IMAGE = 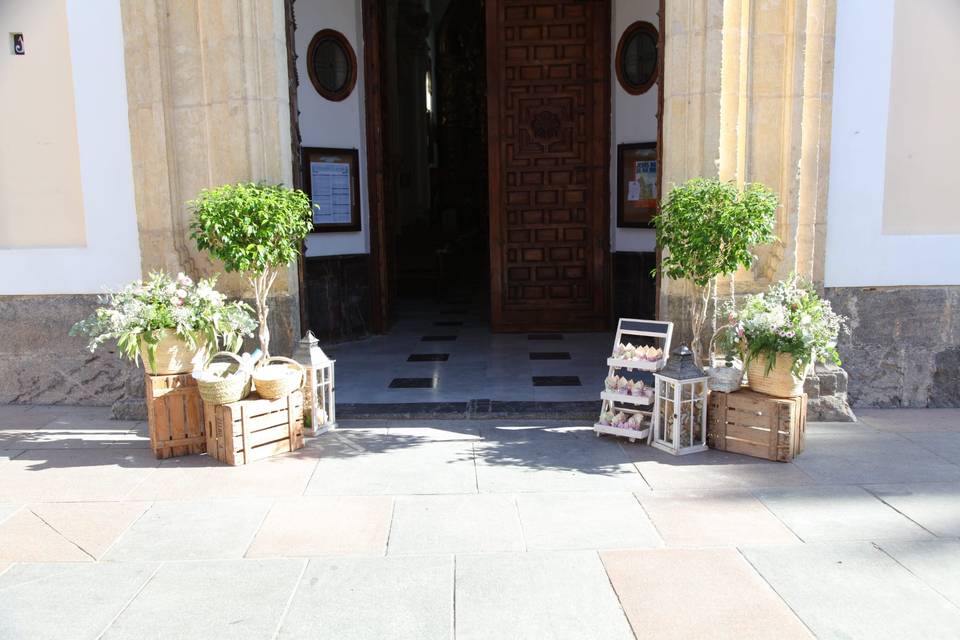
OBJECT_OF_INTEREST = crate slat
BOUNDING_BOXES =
[205,391,304,466]
[707,389,805,462]
[145,373,206,459]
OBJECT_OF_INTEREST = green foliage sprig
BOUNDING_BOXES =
[654,178,779,286]
[189,183,312,358]
[69,272,256,371]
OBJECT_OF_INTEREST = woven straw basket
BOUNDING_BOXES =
[746,353,806,397]
[253,357,305,401]
[196,351,252,405]
[140,329,205,375]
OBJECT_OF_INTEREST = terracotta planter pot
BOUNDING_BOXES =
[139,329,206,375]
[746,353,806,397]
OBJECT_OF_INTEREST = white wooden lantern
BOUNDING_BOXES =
[291,331,337,435]
[651,345,709,455]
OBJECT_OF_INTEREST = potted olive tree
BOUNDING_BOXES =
[654,178,779,365]
[189,182,313,359]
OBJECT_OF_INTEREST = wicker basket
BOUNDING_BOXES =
[746,353,806,397]
[707,327,744,393]
[140,329,205,375]
[253,357,305,401]
[195,351,252,405]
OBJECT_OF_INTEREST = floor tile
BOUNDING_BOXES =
[517,492,662,550]
[793,431,960,484]
[0,503,20,525]
[532,375,581,386]
[900,431,960,464]
[858,409,960,433]
[528,352,571,360]
[621,443,815,491]
[474,427,647,493]
[0,509,93,562]
[742,541,960,639]
[389,494,523,554]
[389,377,437,389]
[104,499,271,561]
[0,562,158,640]
[247,496,393,557]
[527,333,563,340]
[407,353,450,362]
[421,335,457,342]
[755,485,933,542]
[304,435,476,495]
[878,539,960,607]
[456,551,634,640]
[102,559,305,640]
[0,449,159,502]
[278,556,453,639]
[636,490,800,547]
[867,482,960,536]
[602,548,812,640]
[29,501,151,559]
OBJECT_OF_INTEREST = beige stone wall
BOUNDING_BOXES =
[660,0,836,336]
[120,0,296,299]
[0,0,86,248]
[881,0,960,236]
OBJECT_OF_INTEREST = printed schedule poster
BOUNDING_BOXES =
[310,161,352,225]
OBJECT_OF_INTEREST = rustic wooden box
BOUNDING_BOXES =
[204,391,304,466]
[145,373,206,459]
[707,389,806,462]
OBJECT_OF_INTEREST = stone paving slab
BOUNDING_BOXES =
[304,434,477,495]
[899,431,960,465]
[247,496,393,558]
[0,503,20,524]
[635,490,801,547]
[877,539,960,608]
[104,499,271,562]
[867,482,960,537]
[754,485,934,542]
[474,427,648,493]
[102,559,306,640]
[389,494,524,555]
[601,548,813,639]
[792,431,960,485]
[0,449,159,502]
[30,501,150,559]
[278,555,453,639]
[516,492,663,551]
[741,541,960,639]
[128,452,319,500]
[0,562,158,640]
[858,409,960,433]
[620,443,817,490]
[455,551,634,640]
[0,509,93,562]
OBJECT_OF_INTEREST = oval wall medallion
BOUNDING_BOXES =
[307,29,357,102]
[616,21,659,95]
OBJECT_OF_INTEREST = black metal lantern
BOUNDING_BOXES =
[652,345,709,455]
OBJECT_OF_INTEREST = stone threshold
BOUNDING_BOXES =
[338,400,599,420]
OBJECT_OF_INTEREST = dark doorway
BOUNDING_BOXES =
[374,0,489,320]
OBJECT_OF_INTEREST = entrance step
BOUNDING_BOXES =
[338,400,598,421]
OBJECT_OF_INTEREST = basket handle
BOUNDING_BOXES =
[257,356,306,387]
[708,325,744,366]
[205,350,245,368]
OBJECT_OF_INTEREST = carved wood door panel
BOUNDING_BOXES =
[486,0,610,332]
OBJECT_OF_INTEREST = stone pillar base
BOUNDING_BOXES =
[805,363,857,422]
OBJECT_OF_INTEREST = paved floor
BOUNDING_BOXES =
[1,404,959,639]
[326,297,614,404]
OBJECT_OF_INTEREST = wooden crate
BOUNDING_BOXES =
[145,373,206,459]
[707,389,806,462]
[205,391,304,466]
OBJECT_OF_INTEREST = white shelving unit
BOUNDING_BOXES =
[594,318,674,443]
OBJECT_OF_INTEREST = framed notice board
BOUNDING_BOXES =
[301,147,361,233]
[617,142,658,228]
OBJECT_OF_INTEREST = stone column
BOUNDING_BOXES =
[660,0,837,324]
[120,0,298,353]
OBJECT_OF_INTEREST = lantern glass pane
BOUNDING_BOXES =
[692,397,704,443]
[683,382,693,401]
[661,398,673,444]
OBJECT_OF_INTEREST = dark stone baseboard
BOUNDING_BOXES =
[303,254,372,343]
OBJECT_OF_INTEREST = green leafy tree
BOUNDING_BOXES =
[189,183,312,358]
[653,178,779,364]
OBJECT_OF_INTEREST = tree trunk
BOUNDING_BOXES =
[689,281,712,367]
[249,270,277,360]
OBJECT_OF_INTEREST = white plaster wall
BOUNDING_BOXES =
[610,0,660,254]
[297,0,370,257]
[824,0,960,287]
[0,0,142,294]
